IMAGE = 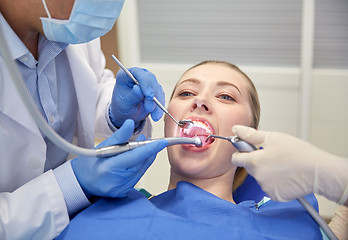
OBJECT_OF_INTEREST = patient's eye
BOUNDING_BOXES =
[218,94,235,102]
[178,90,195,97]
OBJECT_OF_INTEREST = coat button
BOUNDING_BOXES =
[49,114,55,123]
[28,158,41,170]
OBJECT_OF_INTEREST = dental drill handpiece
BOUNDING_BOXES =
[206,135,257,152]
[229,136,258,152]
[95,137,202,158]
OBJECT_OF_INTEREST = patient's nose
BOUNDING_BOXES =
[191,99,209,112]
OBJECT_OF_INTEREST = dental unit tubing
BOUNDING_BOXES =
[95,137,202,158]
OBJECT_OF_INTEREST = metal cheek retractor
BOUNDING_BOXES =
[111,55,193,129]
[205,135,257,152]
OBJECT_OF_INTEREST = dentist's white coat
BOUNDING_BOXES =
[0,39,151,239]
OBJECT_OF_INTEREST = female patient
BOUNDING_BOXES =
[58,61,322,239]
[164,60,259,200]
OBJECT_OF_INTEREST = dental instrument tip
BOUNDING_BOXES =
[193,137,203,147]
[178,120,194,129]
[205,134,226,142]
[205,135,258,152]
[205,135,213,142]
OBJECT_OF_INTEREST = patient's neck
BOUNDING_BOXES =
[168,170,236,203]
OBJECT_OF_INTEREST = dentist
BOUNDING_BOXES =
[0,0,166,239]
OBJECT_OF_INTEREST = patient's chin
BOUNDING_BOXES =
[170,157,212,179]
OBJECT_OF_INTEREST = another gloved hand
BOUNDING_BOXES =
[71,119,167,198]
[329,205,348,239]
[110,67,165,128]
[231,125,348,204]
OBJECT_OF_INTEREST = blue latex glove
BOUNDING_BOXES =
[110,67,165,128]
[71,119,167,198]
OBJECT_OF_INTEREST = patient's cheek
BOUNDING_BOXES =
[164,120,177,137]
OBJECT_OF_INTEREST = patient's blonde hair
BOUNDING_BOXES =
[171,60,261,191]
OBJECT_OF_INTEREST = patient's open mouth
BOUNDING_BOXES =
[179,118,215,148]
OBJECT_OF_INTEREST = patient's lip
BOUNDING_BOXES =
[179,116,215,151]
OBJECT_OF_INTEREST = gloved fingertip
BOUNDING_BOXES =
[156,86,165,106]
[145,87,155,99]
[231,153,245,167]
[232,125,265,145]
[155,142,168,154]
[160,139,169,148]
[113,192,128,198]
[136,134,146,141]
[123,119,135,128]
[144,99,156,113]
[231,125,240,134]
[150,139,168,153]
[103,119,134,145]
[151,108,164,122]
[132,85,143,97]
[232,125,253,135]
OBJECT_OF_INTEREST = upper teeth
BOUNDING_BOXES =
[183,120,212,135]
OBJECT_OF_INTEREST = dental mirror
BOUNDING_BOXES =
[178,120,194,129]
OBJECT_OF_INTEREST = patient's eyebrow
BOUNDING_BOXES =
[177,79,242,96]
[177,78,200,86]
[217,81,242,96]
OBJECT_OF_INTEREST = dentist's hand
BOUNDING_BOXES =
[71,119,167,198]
[231,125,348,205]
[110,67,165,128]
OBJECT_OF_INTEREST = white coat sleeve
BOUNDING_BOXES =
[0,170,69,240]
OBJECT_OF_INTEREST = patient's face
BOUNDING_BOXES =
[165,63,253,180]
